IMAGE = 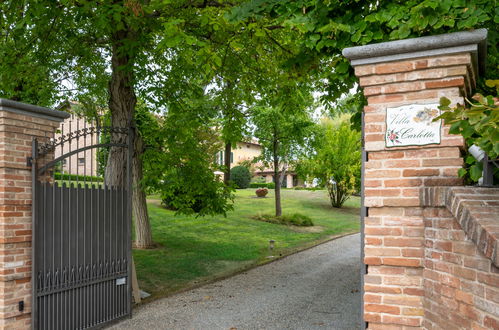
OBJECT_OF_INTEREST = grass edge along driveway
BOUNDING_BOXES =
[133,189,360,301]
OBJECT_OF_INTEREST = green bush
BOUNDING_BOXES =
[249,182,268,188]
[230,165,251,189]
[161,188,206,213]
[438,83,499,183]
[267,182,275,189]
[293,186,322,191]
[253,213,314,227]
[251,176,266,184]
[54,172,104,182]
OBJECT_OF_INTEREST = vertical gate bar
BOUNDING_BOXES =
[96,184,100,325]
[54,183,58,330]
[90,184,94,327]
[76,118,80,329]
[102,185,109,320]
[109,183,113,321]
[60,168,64,330]
[120,185,125,315]
[114,185,118,318]
[108,185,112,321]
[43,181,47,323]
[53,184,57,330]
[127,128,134,316]
[83,120,87,328]
[31,138,38,330]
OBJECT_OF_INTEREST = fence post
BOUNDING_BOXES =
[0,99,68,329]
[343,29,487,329]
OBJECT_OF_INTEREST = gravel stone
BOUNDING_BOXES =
[110,233,361,330]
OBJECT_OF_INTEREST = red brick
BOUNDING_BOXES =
[385,160,420,168]
[403,288,424,296]
[382,315,421,326]
[365,257,382,265]
[365,227,402,236]
[365,284,402,294]
[384,179,422,187]
[364,312,381,323]
[383,198,420,207]
[383,258,421,267]
[369,151,404,160]
[368,94,405,104]
[384,237,423,247]
[366,247,401,257]
[365,237,382,246]
[375,61,414,74]
[403,168,439,177]
[402,248,424,258]
[365,189,401,197]
[383,295,422,307]
[484,316,499,329]
[477,272,499,287]
[425,77,464,89]
[365,303,400,315]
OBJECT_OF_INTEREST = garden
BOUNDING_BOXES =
[133,188,360,299]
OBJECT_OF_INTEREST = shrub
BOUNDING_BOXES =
[230,165,251,189]
[249,182,268,188]
[251,176,266,184]
[255,188,268,197]
[54,172,104,182]
[438,86,499,183]
[293,186,322,191]
[253,213,313,226]
[267,182,275,189]
[297,119,361,208]
[161,189,205,213]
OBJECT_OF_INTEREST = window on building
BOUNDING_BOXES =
[62,159,67,166]
[78,157,85,165]
[230,152,234,163]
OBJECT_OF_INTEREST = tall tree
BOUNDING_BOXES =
[252,83,314,216]
[230,0,498,122]
[298,117,361,208]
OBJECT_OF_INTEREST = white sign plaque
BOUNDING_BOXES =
[385,103,441,147]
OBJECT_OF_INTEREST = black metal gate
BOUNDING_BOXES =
[31,121,133,329]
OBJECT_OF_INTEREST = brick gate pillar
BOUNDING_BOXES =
[0,99,68,328]
[343,29,487,329]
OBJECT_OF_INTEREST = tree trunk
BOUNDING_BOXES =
[132,131,153,248]
[105,30,135,186]
[223,141,232,185]
[273,140,282,217]
[279,163,287,188]
[105,28,153,248]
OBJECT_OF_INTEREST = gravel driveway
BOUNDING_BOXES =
[110,233,361,330]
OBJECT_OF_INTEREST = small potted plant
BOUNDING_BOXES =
[256,188,268,197]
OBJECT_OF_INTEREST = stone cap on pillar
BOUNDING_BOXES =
[0,98,70,122]
[342,29,487,76]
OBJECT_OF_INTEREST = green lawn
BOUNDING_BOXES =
[134,189,360,299]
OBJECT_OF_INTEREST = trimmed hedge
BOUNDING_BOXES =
[54,172,104,182]
[293,186,322,191]
[253,213,314,227]
[249,182,275,189]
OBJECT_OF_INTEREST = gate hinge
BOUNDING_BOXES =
[26,157,33,167]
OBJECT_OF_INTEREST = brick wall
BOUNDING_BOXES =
[343,30,497,329]
[359,52,470,329]
[422,187,499,330]
[0,100,67,329]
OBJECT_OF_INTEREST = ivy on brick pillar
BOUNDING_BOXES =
[343,29,487,329]
[0,99,68,329]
